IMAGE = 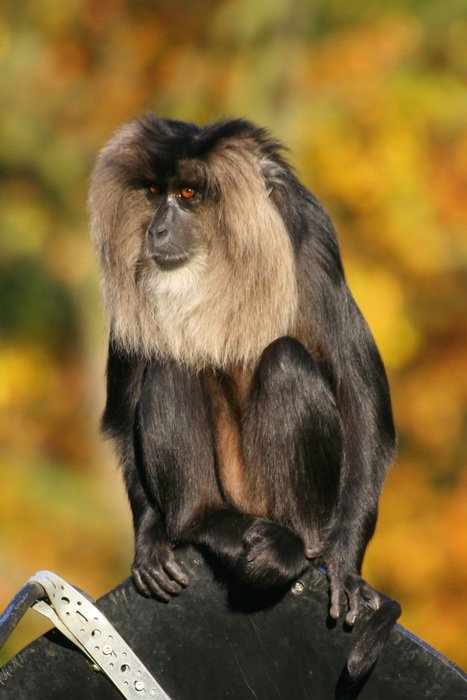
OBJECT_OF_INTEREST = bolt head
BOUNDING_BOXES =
[292,580,305,595]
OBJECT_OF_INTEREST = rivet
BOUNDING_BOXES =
[292,580,305,595]
[134,680,145,691]
[102,645,112,655]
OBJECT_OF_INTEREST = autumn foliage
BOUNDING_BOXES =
[0,0,465,668]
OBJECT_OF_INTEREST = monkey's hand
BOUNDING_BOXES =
[132,539,189,603]
[237,519,310,590]
[326,560,402,684]
[326,563,382,626]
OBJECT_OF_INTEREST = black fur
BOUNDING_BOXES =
[97,115,400,684]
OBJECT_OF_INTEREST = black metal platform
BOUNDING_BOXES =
[0,547,465,699]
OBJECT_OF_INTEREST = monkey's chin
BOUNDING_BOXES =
[152,253,190,271]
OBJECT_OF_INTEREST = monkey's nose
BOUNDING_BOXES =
[146,225,174,260]
[148,225,169,241]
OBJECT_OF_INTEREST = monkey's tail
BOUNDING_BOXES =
[340,595,401,693]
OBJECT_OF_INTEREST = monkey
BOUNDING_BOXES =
[88,114,401,686]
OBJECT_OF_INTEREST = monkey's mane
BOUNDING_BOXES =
[89,115,298,370]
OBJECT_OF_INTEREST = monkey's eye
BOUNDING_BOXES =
[179,186,197,200]
[147,184,161,196]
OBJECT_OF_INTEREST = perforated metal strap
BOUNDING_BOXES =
[29,571,171,700]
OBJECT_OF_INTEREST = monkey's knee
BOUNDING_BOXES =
[256,336,333,401]
[257,336,315,382]
[260,336,310,367]
[251,335,342,464]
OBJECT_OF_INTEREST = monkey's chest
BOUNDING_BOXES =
[206,369,267,516]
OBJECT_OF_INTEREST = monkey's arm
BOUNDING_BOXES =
[295,219,396,622]
[127,473,189,601]
[321,292,396,624]
[102,344,188,601]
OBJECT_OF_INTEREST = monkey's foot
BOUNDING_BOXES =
[328,572,382,626]
[236,519,309,590]
[132,545,189,603]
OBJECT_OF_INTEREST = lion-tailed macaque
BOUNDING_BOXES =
[89,115,401,686]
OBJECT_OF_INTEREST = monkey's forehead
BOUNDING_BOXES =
[135,113,276,159]
[93,113,291,193]
[151,158,207,186]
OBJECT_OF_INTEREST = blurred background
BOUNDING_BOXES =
[0,0,466,669]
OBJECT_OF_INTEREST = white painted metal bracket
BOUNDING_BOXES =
[29,571,171,700]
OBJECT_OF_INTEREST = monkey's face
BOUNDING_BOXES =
[138,148,222,275]
[144,181,204,271]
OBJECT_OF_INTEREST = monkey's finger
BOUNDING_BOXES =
[150,567,184,596]
[344,584,361,626]
[329,581,342,620]
[304,545,321,559]
[163,559,189,587]
[359,581,381,611]
[132,567,156,598]
[139,569,174,602]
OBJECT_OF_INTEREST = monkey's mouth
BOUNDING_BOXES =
[152,253,191,271]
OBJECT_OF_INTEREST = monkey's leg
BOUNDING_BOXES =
[136,361,224,598]
[102,348,188,601]
[128,474,190,602]
[240,336,344,589]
